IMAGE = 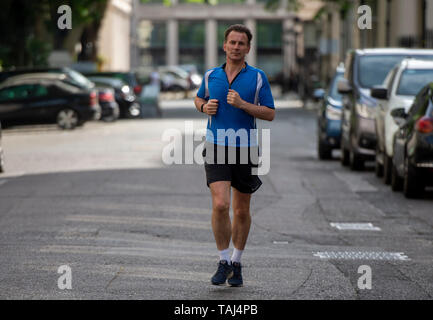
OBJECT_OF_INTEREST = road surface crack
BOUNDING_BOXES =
[105,266,124,290]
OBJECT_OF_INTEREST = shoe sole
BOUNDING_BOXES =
[211,271,233,286]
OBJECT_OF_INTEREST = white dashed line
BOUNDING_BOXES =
[313,251,410,261]
[330,222,381,231]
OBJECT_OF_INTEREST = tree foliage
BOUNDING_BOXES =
[0,0,108,68]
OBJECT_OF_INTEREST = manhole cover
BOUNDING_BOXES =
[313,251,410,261]
[330,223,381,231]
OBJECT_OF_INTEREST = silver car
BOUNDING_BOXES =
[371,58,433,184]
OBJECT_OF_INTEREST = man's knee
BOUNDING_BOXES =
[233,208,250,220]
[213,198,230,213]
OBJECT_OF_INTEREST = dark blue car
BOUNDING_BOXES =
[316,65,345,160]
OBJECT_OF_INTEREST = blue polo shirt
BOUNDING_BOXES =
[197,62,274,147]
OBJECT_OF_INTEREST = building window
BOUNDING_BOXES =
[257,20,283,82]
[179,21,205,73]
[138,20,167,67]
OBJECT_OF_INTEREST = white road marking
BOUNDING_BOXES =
[313,251,410,261]
[330,223,381,231]
[0,179,8,186]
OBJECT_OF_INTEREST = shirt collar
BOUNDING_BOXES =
[221,61,248,73]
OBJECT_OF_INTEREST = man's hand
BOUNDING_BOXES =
[227,89,244,109]
[204,99,219,115]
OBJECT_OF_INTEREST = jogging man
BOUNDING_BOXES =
[194,24,275,287]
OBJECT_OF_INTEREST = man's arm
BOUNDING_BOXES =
[227,89,275,121]
[194,96,219,115]
[194,96,207,112]
[239,101,275,121]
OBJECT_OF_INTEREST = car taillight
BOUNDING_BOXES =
[99,92,114,102]
[133,85,142,95]
[415,117,433,134]
[89,91,98,107]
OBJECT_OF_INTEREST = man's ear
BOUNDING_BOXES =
[223,41,227,52]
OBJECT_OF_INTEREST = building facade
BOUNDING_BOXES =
[97,0,132,71]
[130,0,305,83]
[315,0,433,84]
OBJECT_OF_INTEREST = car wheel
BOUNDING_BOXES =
[390,162,403,191]
[403,157,423,198]
[318,137,332,160]
[349,149,364,171]
[341,146,350,166]
[128,103,141,118]
[375,146,384,178]
[102,107,120,122]
[57,109,79,130]
[383,154,392,185]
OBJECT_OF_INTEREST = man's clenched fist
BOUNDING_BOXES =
[204,99,219,115]
[227,89,244,109]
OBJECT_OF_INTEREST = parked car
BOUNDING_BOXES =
[390,83,433,198]
[158,66,190,92]
[178,64,202,89]
[338,48,433,170]
[83,71,142,96]
[0,67,95,90]
[0,121,4,173]
[94,86,119,122]
[86,76,141,118]
[83,71,150,117]
[316,64,345,159]
[371,59,433,183]
[0,73,100,129]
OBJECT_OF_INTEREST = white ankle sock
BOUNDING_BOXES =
[231,248,243,263]
[219,248,231,264]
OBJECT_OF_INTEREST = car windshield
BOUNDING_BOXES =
[397,69,433,96]
[358,55,433,88]
[67,69,94,89]
[329,72,344,100]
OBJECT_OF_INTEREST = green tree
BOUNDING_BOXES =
[0,0,108,68]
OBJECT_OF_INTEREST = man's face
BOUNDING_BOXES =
[223,31,250,62]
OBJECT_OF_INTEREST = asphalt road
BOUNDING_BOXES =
[0,97,432,300]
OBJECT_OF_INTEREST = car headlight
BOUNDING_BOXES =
[121,85,130,94]
[326,104,342,120]
[356,103,375,119]
[191,74,202,86]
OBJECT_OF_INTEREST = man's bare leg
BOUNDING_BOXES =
[210,181,232,250]
[231,187,252,251]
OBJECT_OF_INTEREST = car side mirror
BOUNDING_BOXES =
[370,86,388,100]
[337,78,352,94]
[313,88,325,101]
[391,108,407,126]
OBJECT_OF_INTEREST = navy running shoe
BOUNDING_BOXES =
[228,261,243,287]
[211,260,233,285]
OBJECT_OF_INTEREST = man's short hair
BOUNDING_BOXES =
[224,24,252,45]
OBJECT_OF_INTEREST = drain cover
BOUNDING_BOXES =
[330,223,381,231]
[313,251,410,261]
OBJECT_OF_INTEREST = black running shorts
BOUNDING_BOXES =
[202,142,262,194]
